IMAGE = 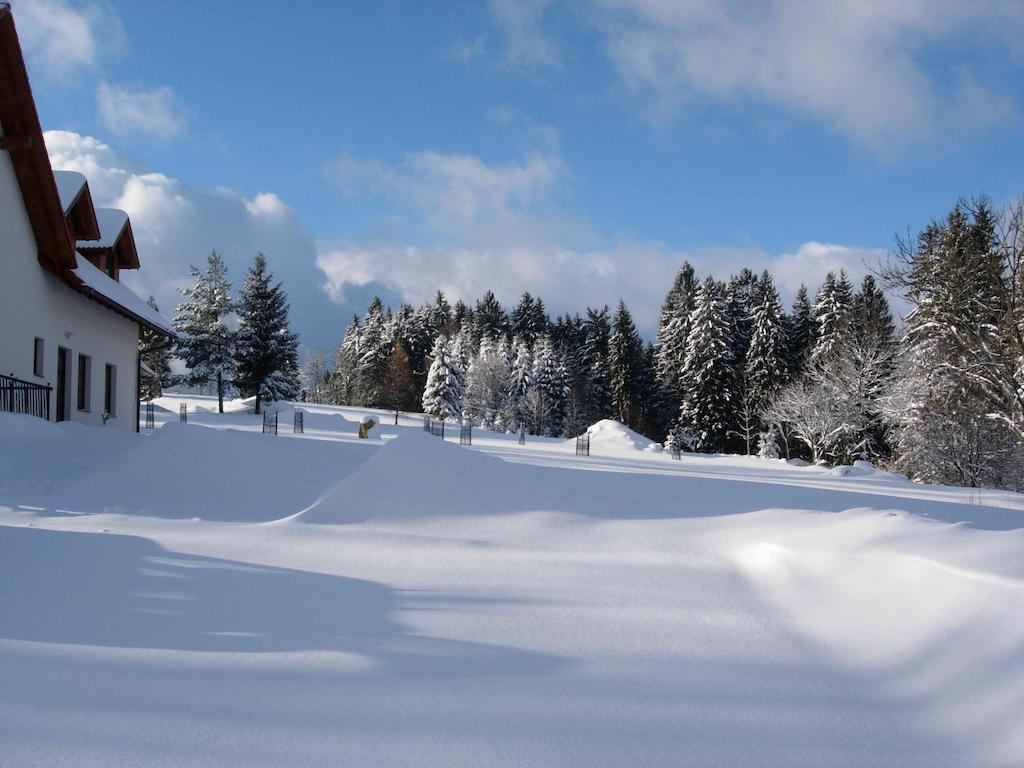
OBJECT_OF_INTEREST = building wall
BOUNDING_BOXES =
[0,148,140,431]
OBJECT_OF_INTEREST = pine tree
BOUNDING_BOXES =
[174,251,235,413]
[609,301,643,429]
[510,292,549,348]
[745,275,787,423]
[785,285,816,376]
[811,270,853,365]
[234,253,300,414]
[528,334,568,436]
[582,306,613,424]
[330,315,361,405]
[474,290,509,342]
[678,277,735,452]
[421,336,464,420]
[656,262,697,428]
[140,296,173,401]
[507,336,533,431]
[355,297,390,407]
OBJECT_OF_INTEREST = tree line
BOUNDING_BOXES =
[311,197,1023,490]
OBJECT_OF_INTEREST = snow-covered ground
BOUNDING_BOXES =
[2,395,1023,767]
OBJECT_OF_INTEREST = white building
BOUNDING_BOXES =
[0,4,173,431]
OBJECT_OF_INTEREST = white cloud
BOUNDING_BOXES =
[320,147,888,333]
[96,81,188,141]
[44,130,347,352]
[487,0,561,68]
[484,0,1024,149]
[11,0,121,81]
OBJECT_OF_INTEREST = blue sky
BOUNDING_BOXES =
[14,0,1024,348]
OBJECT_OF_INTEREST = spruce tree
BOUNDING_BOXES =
[609,301,643,428]
[745,276,787,421]
[474,290,509,342]
[421,336,464,420]
[678,277,735,452]
[511,292,549,348]
[174,251,236,413]
[140,296,173,401]
[529,334,568,436]
[507,336,533,431]
[811,270,854,365]
[656,262,697,423]
[234,253,300,414]
[582,306,613,423]
[785,285,816,376]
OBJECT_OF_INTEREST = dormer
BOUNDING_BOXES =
[54,170,100,242]
[76,208,139,282]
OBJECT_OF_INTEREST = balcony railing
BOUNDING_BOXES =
[0,373,52,421]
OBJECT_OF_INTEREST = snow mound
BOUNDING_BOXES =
[299,430,516,524]
[582,419,660,453]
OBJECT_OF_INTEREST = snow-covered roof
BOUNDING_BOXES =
[53,170,87,215]
[71,256,175,335]
[83,208,129,249]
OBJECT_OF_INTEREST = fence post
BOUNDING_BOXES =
[423,416,430,432]
[179,403,187,423]
[146,402,155,429]
[460,422,472,446]
[294,410,304,434]
[576,433,590,457]
[518,426,525,445]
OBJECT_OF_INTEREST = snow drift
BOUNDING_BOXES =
[581,419,662,453]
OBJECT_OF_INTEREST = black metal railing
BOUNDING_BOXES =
[179,403,187,423]
[145,401,155,429]
[576,433,590,457]
[263,410,278,435]
[669,444,681,460]
[460,422,472,446]
[423,415,430,432]
[0,373,51,421]
[423,417,446,439]
[518,426,525,445]
[294,411,304,434]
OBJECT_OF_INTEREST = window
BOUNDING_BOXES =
[104,364,116,417]
[33,338,44,377]
[77,354,91,411]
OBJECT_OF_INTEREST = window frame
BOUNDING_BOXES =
[77,353,91,412]
[104,364,116,417]
[33,337,44,378]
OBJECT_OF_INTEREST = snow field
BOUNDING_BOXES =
[1,395,1023,767]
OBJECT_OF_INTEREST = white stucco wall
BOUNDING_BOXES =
[0,148,140,430]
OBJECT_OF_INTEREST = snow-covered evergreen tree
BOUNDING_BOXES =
[811,270,853,365]
[745,275,787,421]
[527,334,568,436]
[656,262,697,426]
[510,292,549,348]
[175,251,236,413]
[506,336,533,431]
[421,336,464,420]
[678,277,735,452]
[785,285,816,376]
[582,306,614,424]
[140,296,173,401]
[233,253,300,414]
[609,301,643,428]
[474,290,509,342]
